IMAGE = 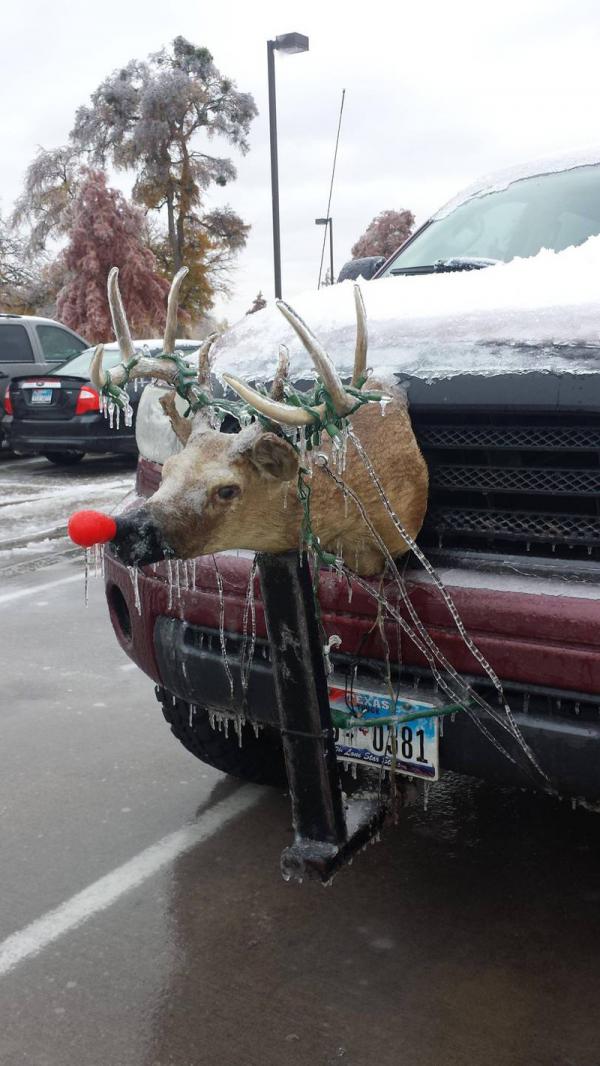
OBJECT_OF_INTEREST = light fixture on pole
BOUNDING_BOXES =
[267,32,309,299]
[315,217,334,287]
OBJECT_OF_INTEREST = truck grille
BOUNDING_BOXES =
[413,413,600,560]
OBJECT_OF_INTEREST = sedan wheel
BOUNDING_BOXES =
[43,451,85,466]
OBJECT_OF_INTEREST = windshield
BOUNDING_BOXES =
[54,343,200,378]
[380,164,600,274]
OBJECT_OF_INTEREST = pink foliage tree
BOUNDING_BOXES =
[351,209,415,260]
[57,171,170,342]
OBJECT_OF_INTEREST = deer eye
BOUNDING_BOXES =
[216,484,241,501]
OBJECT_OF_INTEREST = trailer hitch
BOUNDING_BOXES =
[257,551,387,883]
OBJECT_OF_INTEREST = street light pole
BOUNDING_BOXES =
[315,217,334,287]
[267,32,309,300]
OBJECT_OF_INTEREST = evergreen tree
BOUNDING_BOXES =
[351,209,415,259]
[56,171,170,342]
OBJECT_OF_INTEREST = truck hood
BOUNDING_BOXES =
[212,236,600,383]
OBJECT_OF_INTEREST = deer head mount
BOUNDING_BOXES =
[78,267,428,577]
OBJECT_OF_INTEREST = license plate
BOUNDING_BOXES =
[31,389,53,404]
[329,684,439,780]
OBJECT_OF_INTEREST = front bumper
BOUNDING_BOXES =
[102,484,600,802]
[7,414,137,455]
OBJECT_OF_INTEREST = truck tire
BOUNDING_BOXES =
[157,689,287,787]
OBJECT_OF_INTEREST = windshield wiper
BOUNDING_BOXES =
[391,256,499,276]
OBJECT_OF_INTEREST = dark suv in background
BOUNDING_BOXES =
[0,314,87,447]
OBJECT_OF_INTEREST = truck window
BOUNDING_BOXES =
[36,325,87,362]
[0,324,35,362]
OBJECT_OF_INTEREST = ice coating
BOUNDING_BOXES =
[433,146,600,219]
[211,236,600,383]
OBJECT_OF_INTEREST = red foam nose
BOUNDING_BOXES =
[68,510,117,548]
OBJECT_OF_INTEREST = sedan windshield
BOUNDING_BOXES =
[380,164,600,275]
[54,343,200,378]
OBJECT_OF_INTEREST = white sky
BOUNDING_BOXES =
[4,0,600,324]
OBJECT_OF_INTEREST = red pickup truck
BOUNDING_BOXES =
[95,154,600,877]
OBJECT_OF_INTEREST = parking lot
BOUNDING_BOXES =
[2,451,600,1066]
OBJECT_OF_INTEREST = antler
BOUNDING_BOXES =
[270,345,290,402]
[222,283,368,427]
[90,267,192,393]
[352,283,368,386]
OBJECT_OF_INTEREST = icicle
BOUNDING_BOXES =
[116,406,121,431]
[84,548,90,607]
[189,704,196,728]
[108,401,115,429]
[214,562,235,701]
[124,401,134,428]
[241,560,257,699]
[323,634,342,676]
[166,558,174,610]
[128,565,141,614]
[252,722,260,739]
[209,712,216,730]
[235,716,244,748]
[224,717,229,739]
[351,762,358,780]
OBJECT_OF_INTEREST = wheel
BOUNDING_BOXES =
[43,450,85,466]
[157,689,286,787]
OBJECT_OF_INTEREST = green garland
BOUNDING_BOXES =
[330,700,470,732]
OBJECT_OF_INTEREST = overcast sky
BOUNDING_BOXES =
[4,0,600,324]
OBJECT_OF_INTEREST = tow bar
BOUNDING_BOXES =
[257,551,387,883]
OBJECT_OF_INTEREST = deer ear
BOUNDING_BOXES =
[249,433,299,482]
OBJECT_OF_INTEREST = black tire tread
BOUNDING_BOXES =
[158,690,286,787]
[43,451,85,465]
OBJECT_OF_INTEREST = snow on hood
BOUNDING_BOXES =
[433,146,600,219]
[212,236,600,384]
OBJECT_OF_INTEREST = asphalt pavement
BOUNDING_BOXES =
[2,453,600,1066]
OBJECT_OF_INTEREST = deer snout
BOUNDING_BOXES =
[112,508,174,567]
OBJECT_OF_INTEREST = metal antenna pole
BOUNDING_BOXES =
[267,40,282,300]
[317,88,346,289]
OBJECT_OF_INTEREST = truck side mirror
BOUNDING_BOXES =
[337,256,385,283]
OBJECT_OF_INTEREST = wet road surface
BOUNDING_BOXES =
[2,455,600,1065]
[0,451,135,575]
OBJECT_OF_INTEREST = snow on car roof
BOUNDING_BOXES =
[212,235,600,384]
[433,146,600,220]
